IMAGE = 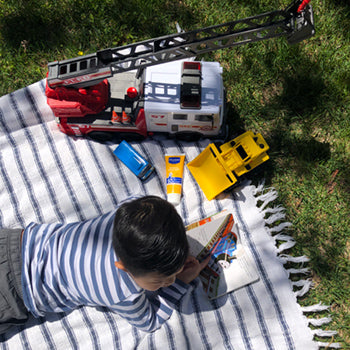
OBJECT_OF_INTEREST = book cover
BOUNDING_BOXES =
[186,212,259,299]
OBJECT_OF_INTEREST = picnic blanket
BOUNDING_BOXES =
[0,80,339,349]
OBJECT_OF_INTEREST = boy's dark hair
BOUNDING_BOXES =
[112,196,189,277]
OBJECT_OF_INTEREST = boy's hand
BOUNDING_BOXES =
[176,255,211,284]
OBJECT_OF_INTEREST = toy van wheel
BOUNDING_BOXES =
[88,131,115,142]
[175,131,202,141]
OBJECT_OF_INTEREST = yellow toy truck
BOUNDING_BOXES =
[187,131,269,200]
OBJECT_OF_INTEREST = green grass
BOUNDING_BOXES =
[1,0,349,347]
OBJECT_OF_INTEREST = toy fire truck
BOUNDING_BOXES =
[45,0,314,141]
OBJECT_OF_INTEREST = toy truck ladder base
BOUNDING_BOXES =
[187,131,269,200]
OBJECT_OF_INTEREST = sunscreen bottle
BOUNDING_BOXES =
[165,154,185,206]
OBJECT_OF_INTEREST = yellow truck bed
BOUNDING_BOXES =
[187,131,269,200]
[187,144,238,200]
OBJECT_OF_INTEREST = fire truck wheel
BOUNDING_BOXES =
[117,133,145,142]
[175,131,202,142]
[88,131,115,142]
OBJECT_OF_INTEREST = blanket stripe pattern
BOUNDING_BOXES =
[0,81,339,349]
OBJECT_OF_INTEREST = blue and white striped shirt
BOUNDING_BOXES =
[21,210,190,332]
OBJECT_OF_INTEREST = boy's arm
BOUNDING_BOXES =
[110,256,209,332]
[110,279,191,332]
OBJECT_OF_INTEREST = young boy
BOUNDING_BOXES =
[0,196,209,334]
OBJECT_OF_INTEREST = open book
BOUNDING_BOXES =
[186,212,259,299]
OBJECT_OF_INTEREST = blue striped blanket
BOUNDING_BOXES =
[0,81,338,349]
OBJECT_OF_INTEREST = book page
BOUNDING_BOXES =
[208,244,259,299]
[186,211,260,299]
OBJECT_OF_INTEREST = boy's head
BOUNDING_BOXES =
[112,196,189,290]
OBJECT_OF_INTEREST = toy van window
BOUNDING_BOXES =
[195,114,213,122]
[173,114,188,120]
[139,164,153,178]
[236,145,248,160]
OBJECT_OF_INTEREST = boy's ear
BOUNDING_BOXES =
[114,261,128,272]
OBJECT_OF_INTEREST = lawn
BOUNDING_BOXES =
[1,0,349,347]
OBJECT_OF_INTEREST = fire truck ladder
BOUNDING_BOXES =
[47,0,314,89]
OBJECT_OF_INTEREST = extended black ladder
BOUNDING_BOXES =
[47,0,314,89]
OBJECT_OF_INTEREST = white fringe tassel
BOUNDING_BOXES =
[316,341,341,349]
[308,317,333,327]
[254,183,340,349]
[279,254,310,265]
[256,190,279,211]
[285,267,310,276]
[292,279,314,297]
[301,303,331,313]
[269,222,293,234]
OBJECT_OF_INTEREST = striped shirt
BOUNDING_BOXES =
[21,210,190,332]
